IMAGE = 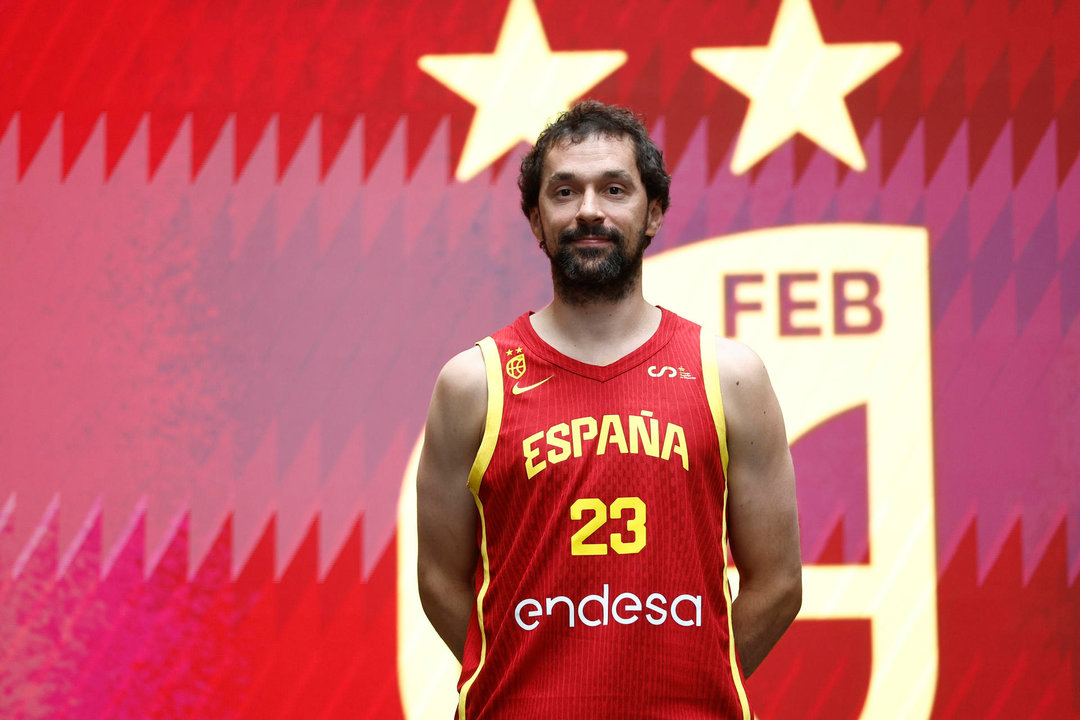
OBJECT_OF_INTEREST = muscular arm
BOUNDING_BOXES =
[416,347,487,663]
[717,338,802,678]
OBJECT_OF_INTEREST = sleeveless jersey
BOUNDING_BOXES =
[456,309,751,720]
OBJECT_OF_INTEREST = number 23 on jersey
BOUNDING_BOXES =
[570,497,647,556]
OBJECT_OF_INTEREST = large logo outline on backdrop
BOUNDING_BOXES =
[397,224,938,719]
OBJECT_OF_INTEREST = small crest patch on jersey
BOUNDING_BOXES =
[505,347,526,379]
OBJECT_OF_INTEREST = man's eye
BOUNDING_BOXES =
[556,188,573,197]
[607,186,624,195]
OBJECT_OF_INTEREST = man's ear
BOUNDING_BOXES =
[529,208,544,243]
[645,199,664,238]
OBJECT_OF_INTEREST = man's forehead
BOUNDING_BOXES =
[541,134,639,179]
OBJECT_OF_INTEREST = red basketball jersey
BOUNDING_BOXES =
[456,309,751,720]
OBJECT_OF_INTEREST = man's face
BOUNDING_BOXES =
[529,134,663,303]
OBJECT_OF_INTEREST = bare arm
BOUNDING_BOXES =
[416,346,487,662]
[718,338,802,678]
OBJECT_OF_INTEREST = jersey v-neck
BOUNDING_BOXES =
[512,307,678,383]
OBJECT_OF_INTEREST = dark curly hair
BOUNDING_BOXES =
[518,100,671,219]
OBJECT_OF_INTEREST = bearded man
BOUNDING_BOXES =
[417,101,802,719]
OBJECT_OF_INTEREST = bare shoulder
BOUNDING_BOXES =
[713,336,772,402]
[709,335,786,448]
[713,336,766,373]
[434,345,487,408]
[426,345,488,455]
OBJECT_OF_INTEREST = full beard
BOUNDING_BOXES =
[545,224,648,306]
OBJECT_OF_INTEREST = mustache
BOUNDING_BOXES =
[558,224,623,244]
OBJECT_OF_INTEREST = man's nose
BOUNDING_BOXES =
[576,188,605,224]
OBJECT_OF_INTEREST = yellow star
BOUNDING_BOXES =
[691,0,900,174]
[418,0,627,181]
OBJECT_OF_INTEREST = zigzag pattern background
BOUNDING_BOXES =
[0,510,405,719]
[2,508,1075,717]
[3,109,1076,581]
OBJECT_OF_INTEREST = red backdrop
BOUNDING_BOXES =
[1,0,1078,717]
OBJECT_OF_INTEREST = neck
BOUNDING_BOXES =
[531,276,662,366]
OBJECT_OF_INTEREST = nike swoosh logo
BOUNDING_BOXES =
[512,376,553,395]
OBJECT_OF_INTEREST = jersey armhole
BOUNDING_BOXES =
[700,327,753,719]
[699,329,730,478]
[459,337,502,719]
[467,336,504,496]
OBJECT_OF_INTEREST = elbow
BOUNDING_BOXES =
[417,561,474,622]
[417,563,443,619]
[751,562,801,628]
[417,561,441,619]
[737,563,802,625]
[783,565,802,626]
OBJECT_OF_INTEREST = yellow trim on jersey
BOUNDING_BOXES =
[700,328,752,720]
[458,492,491,720]
[458,336,503,719]
[701,331,730,480]
[467,336,503,494]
